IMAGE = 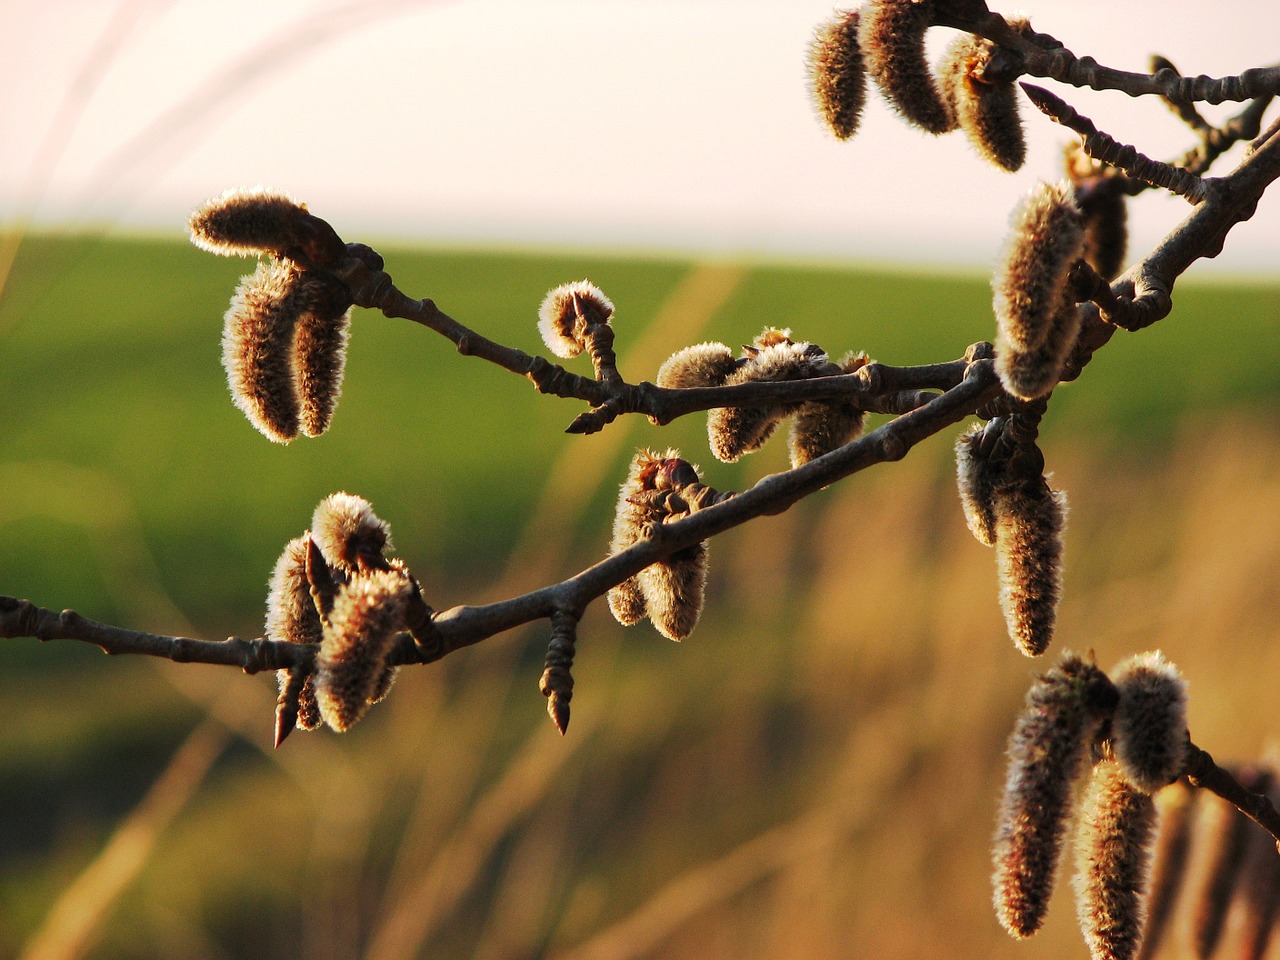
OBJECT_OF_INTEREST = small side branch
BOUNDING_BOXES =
[1021,83,1208,202]
[1185,742,1280,851]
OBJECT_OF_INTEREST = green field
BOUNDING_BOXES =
[0,235,1277,960]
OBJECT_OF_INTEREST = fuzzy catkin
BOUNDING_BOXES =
[293,271,352,438]
[189,186,309,258]
[222,259,305,443]
[637,541,708,641]
[997,291,1081,400]
[787,351,868,467]
[311,492,391,573]
[994,181,1084,358]
[265,534,323,731]
[807,10,866,141]
[858,0,954,135]
[1078,179,1129,283]
[938,33,1025,172]
[656,342,739,390]
[1109,652,1188,793]
[1073,762,1158,960]
[993,652,1116,939]
[314,570,411,732]
[954,422,1004,546]
[994,477,1067,657]
[537,279,614,358]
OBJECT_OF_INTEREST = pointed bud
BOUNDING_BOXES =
[539,610,578,735]
[858,0,955,134]
[807,10,866,141]
[994,181,1084,358]
[656,342,739,390]
[314,569,411,732]
[1110,652,1188,793]
[293,271,353,438]
[537,280,614,359]
[1073,761,1158,960]
[993,652,1117,939]
[788,351,869,467]
[266,534,324,731]
[311,492,391,574]
[189,187,311,258]
[955,422,1003,546]
[222,259,305,442]
[938,32,1026,171]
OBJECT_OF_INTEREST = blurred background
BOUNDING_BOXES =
[1,2,1277,959]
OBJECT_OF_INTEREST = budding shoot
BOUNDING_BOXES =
[537,279,614,359]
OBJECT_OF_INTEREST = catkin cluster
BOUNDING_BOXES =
[992,651,1196,960]
[807,3,1027,170]
[606,449,731,641]
[955,423,1066,657]
[264,493,428,741]
[658,328,869,468]
[190,188,354,442]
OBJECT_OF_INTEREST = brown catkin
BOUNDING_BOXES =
[858,0,955,134]
[997,290,1081,400]
[314,569,411,732]
[1067,145,1129,282]
[807,10,866,141]
[994,476,1067,657]
[311,492,391,573]
[938,33,1026,171]
[993,652,1117,939]
[656,342,739,390]
[955,422,1004,546]
[787,352,869,467]
[994,181,1084,357]
[265,535,323,731]
[189,186,310,258]
[1109,652,1189,793]
[1073,761,1158,960]
[537,279,614,358]
[222,259,305,442]
[605,449,710,639]
[293,270,353,438]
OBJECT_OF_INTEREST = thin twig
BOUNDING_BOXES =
[1185,742,1280,851]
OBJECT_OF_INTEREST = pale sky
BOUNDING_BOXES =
[2,0,1277,273]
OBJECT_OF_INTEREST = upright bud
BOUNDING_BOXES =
[993,652,1116,939]
[537,280,614,359]
[222,260,305,443]
[1110,653,1188,793]
[858,0,955,134]
[807,10,867,141]
[311,492,392,574]
[993,181,1084,398]
[314,569,412,732]
[265,534,324,732]
[938,32,1026,171]
[1073,761,1158,960]
[994,476,1067,657]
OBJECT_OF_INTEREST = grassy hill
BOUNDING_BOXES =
[0,235,1277,959]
